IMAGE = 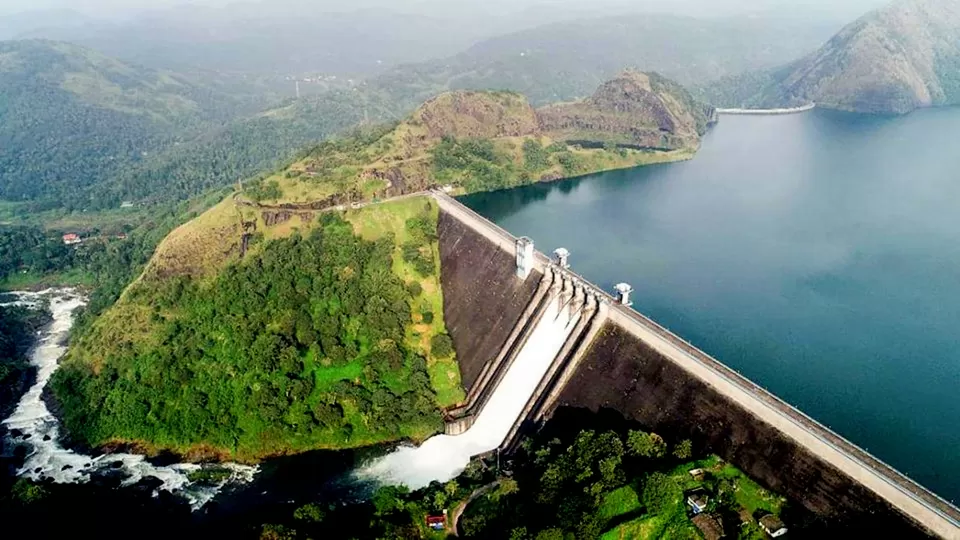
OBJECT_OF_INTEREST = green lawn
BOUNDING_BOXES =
[600,516,663,540]
[598,485,641,522]
[715,463,785,516]
[595,455,786,540]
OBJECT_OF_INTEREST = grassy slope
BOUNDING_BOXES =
[251,105,697,207]
[345,198,464,407]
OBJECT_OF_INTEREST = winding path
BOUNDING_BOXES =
[450,481,501,536]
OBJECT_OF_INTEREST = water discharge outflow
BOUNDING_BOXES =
[0,289,257,509]
[359,293,581,489]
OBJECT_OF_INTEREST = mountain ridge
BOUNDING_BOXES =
[701,0,960,114]
[782,0,960,114]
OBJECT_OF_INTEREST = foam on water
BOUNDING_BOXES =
[1,289,257,509]
[359,296,580,489]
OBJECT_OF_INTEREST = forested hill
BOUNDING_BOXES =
[50,73,711,461]
[699,0,960,114]
[781,0,960,114]
[246,71,713,201]
[0,40,267,210]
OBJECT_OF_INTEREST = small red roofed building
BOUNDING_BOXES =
[62,233,82,245]
[426,512,446,531]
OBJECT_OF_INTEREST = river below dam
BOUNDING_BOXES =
[461,107,960,505]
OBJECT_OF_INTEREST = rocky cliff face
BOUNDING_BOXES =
[412,91,541,139]
[537,71,714,150]
[782,0,960,114]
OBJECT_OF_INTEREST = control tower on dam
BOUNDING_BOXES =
[430,190,960,539]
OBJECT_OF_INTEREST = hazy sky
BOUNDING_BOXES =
[0,0,892,19]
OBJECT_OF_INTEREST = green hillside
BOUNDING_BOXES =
[0,40,270,209]
[54,197,458,460]
[1,15,826,216]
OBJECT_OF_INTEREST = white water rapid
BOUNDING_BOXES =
[1,289,257,509]
[359,294,581,489]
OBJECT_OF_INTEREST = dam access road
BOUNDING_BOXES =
[429,190,960,539]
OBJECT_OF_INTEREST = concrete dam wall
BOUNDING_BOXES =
[549,323,931,534]
[437,209,544,394]
[430,191,960,538]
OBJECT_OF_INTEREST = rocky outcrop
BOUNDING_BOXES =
[537,70,713,150]
[780,0,960,114]
[412,91,541,139]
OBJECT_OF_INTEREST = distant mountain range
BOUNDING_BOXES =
[9,2,843,79]
[4,0,954,215]
[0,14,833,212]
[700,0,960,114]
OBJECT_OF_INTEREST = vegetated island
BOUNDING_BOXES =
[50,70,716,462]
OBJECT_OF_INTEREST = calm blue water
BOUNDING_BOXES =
[461,108,960,503]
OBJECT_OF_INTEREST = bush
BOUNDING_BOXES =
[627,430,667,459]
[422,311,434,324]
[641,472,679,515]
[431,333,454,358]
[523,139,551,171]
[406,281,423,297]
[293,503,326,523]
[402,241,435,276]
[673,439,693,460]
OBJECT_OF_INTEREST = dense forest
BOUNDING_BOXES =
[0,40,269,210]
[0,40,392,212]
[0,226,78,283]
[52,210,448,458]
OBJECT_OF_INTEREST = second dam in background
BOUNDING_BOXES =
[461,107,960,505]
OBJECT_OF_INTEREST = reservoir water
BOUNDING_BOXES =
[461,108,960,504]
